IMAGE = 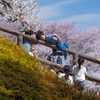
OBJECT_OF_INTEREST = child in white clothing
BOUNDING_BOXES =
[58,65,73,85]
[72,57,87,92]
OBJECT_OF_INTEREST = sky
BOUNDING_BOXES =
[36,0,100,30]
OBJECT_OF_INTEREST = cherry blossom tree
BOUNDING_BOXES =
[0,0,43,31]
[0,0,43,43]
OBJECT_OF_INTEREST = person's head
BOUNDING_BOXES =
[63,65,70,80]
[36,30,45,40]
[78,57,84,69]
[25,30,34,36]
[63,65,70,74]
[30,44,35,52]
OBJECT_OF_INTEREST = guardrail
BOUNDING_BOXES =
[0,25,100,83]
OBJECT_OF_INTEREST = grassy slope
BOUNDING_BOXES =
[0,36,99,100]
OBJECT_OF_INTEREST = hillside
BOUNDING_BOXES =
[0,36,99,100]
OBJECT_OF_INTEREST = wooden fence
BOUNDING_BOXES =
[0,25,100,83]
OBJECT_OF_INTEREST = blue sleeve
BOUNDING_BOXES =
[19,29,26,32]
[46,35,57,40]
[45,34,57,44]
[45,35,52,38]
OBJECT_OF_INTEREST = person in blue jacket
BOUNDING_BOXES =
[36,30,68,58]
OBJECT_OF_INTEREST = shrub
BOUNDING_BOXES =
[0,36,99,100]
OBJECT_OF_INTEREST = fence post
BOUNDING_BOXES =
[17,35,23,46]
[73,53,78,65]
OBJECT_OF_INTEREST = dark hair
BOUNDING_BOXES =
[59,70,63,73]
[36,30,44,40]
[25,30,34,35]
[78,57,84,69]
[63,65,70,80]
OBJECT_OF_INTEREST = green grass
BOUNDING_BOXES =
[0,36,99,100]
